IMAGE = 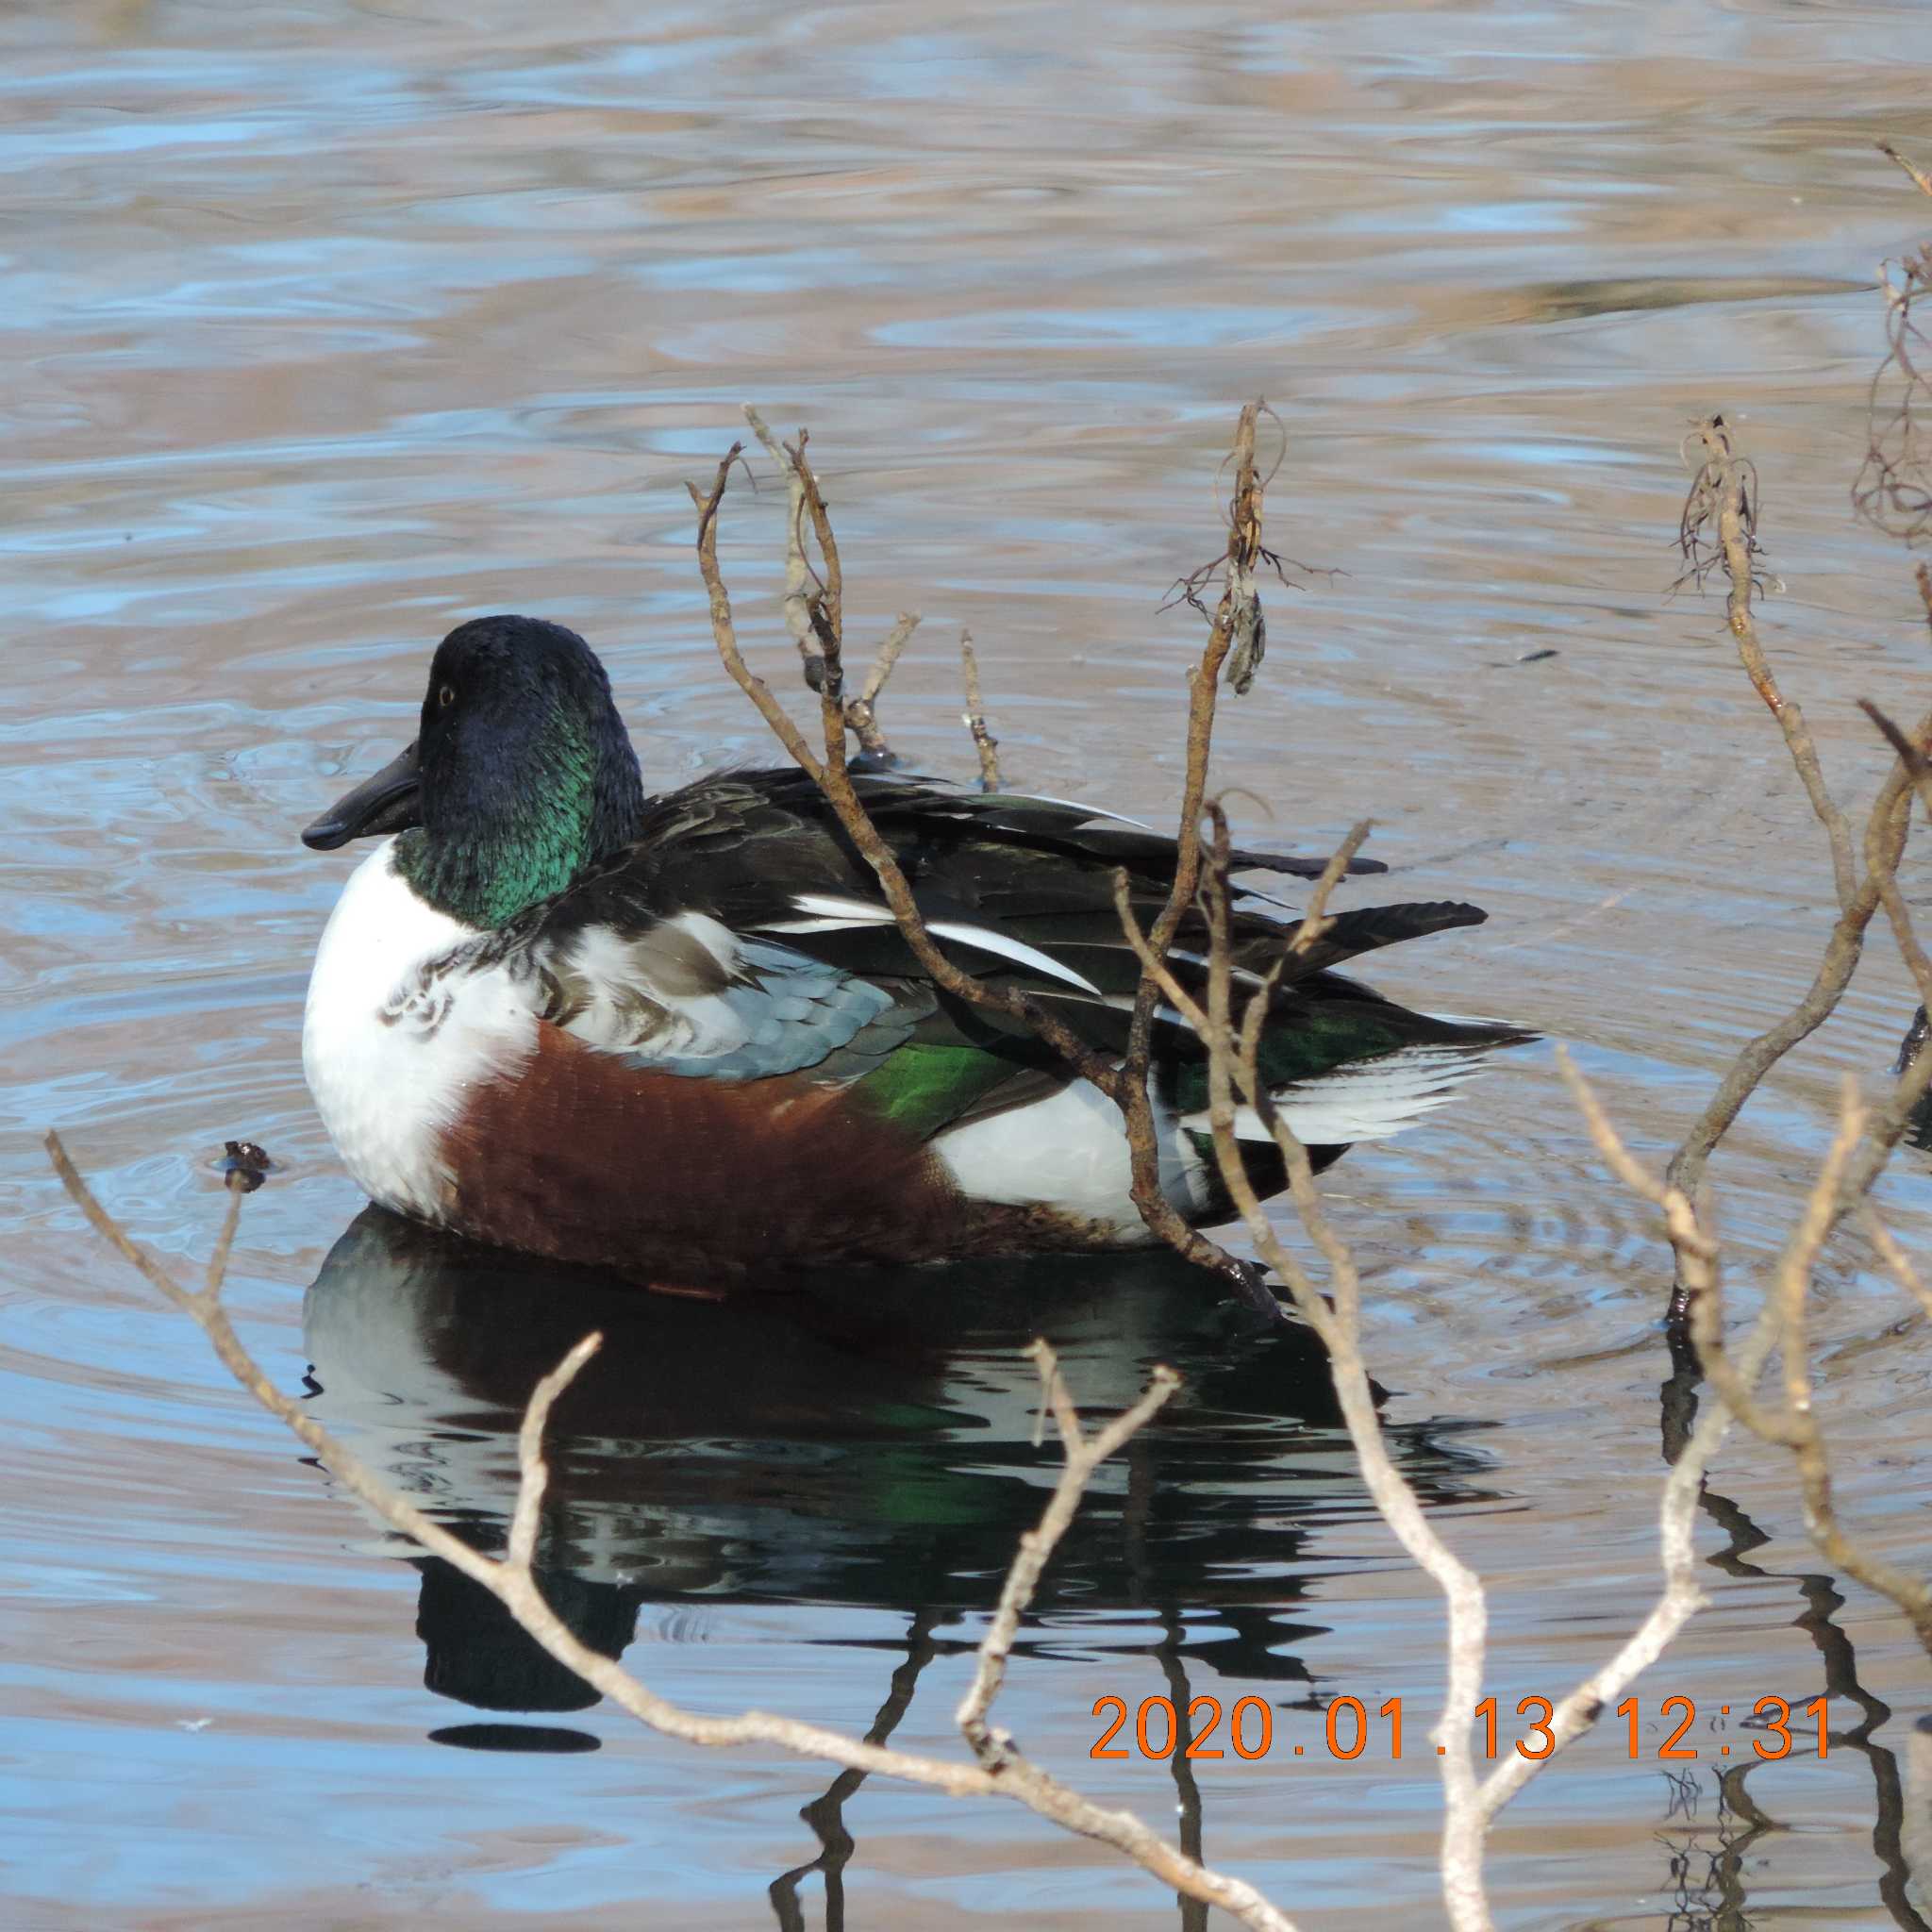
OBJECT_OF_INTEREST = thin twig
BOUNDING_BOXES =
[1665,445,1931,1231]
[47,1135,1298,1932]
[1563,1058,1932,1657]
[690,448,1127,1099]
[959,631,1003,792]
[1288,818,1374,956]
[507,1332,601,1572]
[1879,141,1932,202]
[847,612,920,762]
[1118,859,1717,1930]
[1560,1053,1790,1442]
[1862,1203,1932,1323]
[1116,402,1278,1275]
[1678,417,1856,908]
[956,1341,1181,1763]
[1852,150,1932,540]
[700,414,1282,1291]
[741,405,916,761]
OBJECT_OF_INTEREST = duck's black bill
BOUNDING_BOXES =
[302,741,422,851]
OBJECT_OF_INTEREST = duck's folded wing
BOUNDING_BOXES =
[522,910,925,1083]
[619,766,1396,1002]
[502,767,1519,1143]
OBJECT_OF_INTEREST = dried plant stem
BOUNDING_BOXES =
[45,1133,1299,1932]
[849,611,920,760]
[690,448,1123,1099]
[1683,416,1855,910]
[741,405,918,762]
[956,1342,1181,1763]
[1558,1054,1789,1442]
[959,630,1003,791]
[1117,404,1266,1270]
[1665,774,1908,1214]
[690,408,1711,1926]
[1562,1065,1932,1657]
[696,413,1278,1293]
[1108,842,1714,1931]
[1880,141,1932,202]
[1862,1203,1932,1323]
[1667,419,1932,1249]
[1658,371,1932,1659]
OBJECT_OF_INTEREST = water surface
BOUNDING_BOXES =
[8,2,1932,1926]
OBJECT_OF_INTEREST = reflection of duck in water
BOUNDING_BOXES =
[300,616,1532,1282]
[302,1208,1494,1724]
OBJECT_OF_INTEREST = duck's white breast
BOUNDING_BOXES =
[302,839,536,1221]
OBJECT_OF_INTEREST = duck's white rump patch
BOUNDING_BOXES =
[303,841,534,1221]
[935,1040,1505,1236]
[933,1080,1208,1240]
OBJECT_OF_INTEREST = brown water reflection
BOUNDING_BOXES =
[8,0,1932,1925]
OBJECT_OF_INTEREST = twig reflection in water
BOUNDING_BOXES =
[300,1207,1499,1920]
[1658,1341,1931,1932]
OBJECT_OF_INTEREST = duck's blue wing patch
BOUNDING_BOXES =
[533,917,915,1084]
[650,940,905,1081]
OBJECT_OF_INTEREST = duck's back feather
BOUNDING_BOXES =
[492,765,1528,1132]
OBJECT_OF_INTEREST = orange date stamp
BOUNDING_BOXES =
[1091,1694,1831,1762]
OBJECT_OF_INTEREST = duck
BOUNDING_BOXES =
[300,614,1532,1285]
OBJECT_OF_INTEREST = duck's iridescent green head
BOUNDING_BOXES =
[302,615,645,929]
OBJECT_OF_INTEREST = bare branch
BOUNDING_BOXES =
[1562,1054,1932,1657]
[742,405,823,685]
[704,409,1293,1293]
[49,1136,1301,1932]
[1158,845,1713,1925]
[959,631,1003,792]
[46,1130,208,1315]
[1678,416,1855,908]
[1125,945,1727,1929]
[1776,1091,1932,1652]
[1115,402,1282,1278]
[956,1341,1180,1763]
[1880,140,1932,201]
[1862,1202,1932,1323]
[1859,695,1932,817]
[846,612,920,762]
[507,1332,602,1573]
[1664,441,1932,1221]
[1288,817,1373,956]
[1558,1051,1792,1442]
[688,451,828,786]
[741,404,916,761]
[693,440,1131,1102]
[1852,226,1932,541]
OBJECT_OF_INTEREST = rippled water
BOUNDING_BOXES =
[8,1,1932,1926]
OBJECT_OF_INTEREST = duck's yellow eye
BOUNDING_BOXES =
[438,684,456,708]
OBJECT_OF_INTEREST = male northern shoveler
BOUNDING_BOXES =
[302,615,1532,1283]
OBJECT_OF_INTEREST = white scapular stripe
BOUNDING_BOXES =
[758,892,912,928]
[758,892,1102,995]
[1182,1043,1494,1145]
[1006,793,1158,832]
[1162,947,1269,989]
